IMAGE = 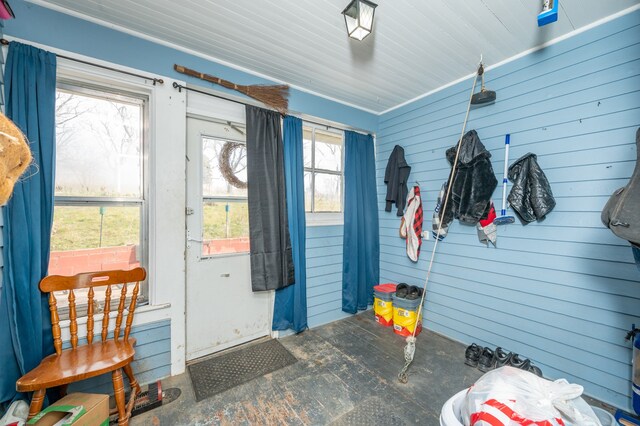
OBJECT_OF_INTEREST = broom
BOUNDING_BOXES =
[174,64,289,114]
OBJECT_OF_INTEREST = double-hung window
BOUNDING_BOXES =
[50,82,148,311]
[303,125,344,214]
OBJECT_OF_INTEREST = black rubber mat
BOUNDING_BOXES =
[188,339,297,402]
[331,397,408,426]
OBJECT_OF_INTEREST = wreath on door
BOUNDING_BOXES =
[219,142,247,189]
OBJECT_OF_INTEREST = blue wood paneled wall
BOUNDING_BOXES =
[306,225,351,329]
[64,319,172,395]
[376,11,640,409]
[0,212,3,293]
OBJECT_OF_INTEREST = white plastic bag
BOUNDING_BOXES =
[461,366,601,426]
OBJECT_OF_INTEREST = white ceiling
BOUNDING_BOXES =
[33,0,640,114]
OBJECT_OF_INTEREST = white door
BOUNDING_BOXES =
[185,116,271,361]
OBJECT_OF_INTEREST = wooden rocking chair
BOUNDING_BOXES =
[16,268,146,426]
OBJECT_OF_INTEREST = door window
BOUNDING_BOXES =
[201,136,250,256]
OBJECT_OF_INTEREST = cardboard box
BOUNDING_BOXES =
[27,393,109,426]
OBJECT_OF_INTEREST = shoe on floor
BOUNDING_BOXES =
[508,353,529,369]
[405,285,422,300]
[528,364,543,377]
[395,283,409,298]
[464,343,481,367]
[494,347,512,368]
[478,347,496,372]
[508,353,542,376]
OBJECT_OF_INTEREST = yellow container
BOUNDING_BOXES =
[392,295,422,337]
[374,296,394,326]
[373,283,397,327]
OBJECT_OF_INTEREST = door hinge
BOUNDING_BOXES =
[186,207,194,215]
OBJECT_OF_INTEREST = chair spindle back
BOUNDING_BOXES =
[40,268,147,356]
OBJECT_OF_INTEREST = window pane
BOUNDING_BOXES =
[314,173,341,212]
[49,205,141,274]
[203,138,248,197]
[55,89,143,198]
[202,201,250,255]
[303,128,313,168]
[314,130,342,172]
[304,172,312,212]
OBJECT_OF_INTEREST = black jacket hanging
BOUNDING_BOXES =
[508,153,556,223]
[384,145,411,216]
[442,130,498,226]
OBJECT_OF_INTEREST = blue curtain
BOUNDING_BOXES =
[0,42,56,405]
[272,116,307,333]
[342,131,379,314]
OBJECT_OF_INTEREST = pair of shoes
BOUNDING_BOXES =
[480,347,525,372]
[395,283,423,300]
[466,345,500,372]
[468,345,544,377]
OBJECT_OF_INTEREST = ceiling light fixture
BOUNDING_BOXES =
[341,0,377,41]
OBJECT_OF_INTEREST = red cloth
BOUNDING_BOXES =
[400,186,423,261]
[479,202,496,227]
[0,2,13,20]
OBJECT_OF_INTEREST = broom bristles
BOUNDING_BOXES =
[243,85,289,114]
[175,64,289,114]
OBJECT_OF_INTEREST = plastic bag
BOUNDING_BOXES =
[461,366,601,426]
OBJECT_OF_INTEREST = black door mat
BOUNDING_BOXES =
[188,338,297,402]
[331,397,407,426]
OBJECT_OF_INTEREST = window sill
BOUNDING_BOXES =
[306,212,343,227]
[58,302,172,341]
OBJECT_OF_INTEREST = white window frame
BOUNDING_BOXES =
[52,76,150,308]
[303,123,344,226]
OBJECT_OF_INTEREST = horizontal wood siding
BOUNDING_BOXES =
[65,319,171,395]
[377,11,640,409]
[306,225,351,328]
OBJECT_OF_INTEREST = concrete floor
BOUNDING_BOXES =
[131,310,613,425]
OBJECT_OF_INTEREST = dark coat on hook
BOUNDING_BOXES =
[442,130,497,226]
[601,127,640,245]
[384,145,411,216]
[508,153,556,223]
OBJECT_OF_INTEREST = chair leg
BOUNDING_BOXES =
[123,363,140,416]
[123,363,141,395]
[28,389,46,420]
[112,369,128,426]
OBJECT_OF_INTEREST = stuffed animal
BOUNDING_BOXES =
[0,112,32,205]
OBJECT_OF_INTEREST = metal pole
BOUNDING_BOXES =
[99,206,105,247]
[225,203,230,239]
